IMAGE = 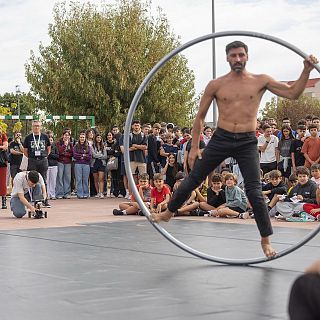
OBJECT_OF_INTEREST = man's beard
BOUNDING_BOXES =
[230,62,246,72]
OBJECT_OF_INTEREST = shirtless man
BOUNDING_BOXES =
[151,40,318,258]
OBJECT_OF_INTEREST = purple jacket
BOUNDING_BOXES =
[73,143,92,165]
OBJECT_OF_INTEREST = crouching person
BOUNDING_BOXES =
[10,170,47,218]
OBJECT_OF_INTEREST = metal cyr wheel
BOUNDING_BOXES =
[124,30,320,265]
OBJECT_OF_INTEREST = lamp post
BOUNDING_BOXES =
[212,0,217,127]
[15,85,21,118]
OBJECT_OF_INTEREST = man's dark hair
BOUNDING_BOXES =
[297,119,307,126]
[312,116,320,121]
[305,114,313,120]
[282,117,290,122]
[28,171,39,184]
[131,120,140,125]
[225,41,248,54]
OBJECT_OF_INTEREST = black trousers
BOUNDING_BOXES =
[288,273,320,320]
[28,157,48,186]
[168,127,273,237]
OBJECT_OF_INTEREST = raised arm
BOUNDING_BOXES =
[265,55,318,99]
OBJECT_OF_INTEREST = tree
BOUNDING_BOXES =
[261,95,320,127]
[25,0,197,130]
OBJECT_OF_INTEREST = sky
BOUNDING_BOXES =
[0,0,320,121]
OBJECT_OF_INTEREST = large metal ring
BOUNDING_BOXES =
[124,30,320,265]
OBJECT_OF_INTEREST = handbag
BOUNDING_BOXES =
[19,154,29,171]
[0,151,8,167]
[106,156,118,171]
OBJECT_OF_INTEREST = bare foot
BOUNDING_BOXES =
[150,209,174,223]
[261,237,277,259]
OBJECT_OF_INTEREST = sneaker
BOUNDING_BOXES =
[239,211,250,219]
[125,192,130,200]
[57,196,63,199]
[99,193,104,199]
[118,194,124,198]
[42,200,51,208]
[63,195,71,199]
[113,209,124,216]
[137,210,144,216]
[197,209,209,216]
[95,193,101,198]
[51,197,57,200]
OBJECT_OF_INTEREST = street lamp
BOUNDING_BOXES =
[15,85,21,118]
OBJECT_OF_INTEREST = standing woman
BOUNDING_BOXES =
[56,130,73,199]
[202,126,213,146]
[0,126,8,209]
[91,133,107,198]
[276,125,294,179]
[86,128,96,197]
[73,131,92,199]
[105,131,122,197]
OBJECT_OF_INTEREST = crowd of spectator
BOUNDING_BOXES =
[0,114,319,221]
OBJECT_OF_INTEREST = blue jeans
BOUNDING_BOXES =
[168,127,273,238]
[75,163,90,198]
[56,162,71,198]
[10,183,43,218]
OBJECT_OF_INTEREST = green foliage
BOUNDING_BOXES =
[25,0,196,130]
[0,92,38,116]
[261,95,320,127]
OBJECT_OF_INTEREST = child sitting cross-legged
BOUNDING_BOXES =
[113,173,152,215]
[310,163,320,187]
[275,166,317,220]
[262,170,287,216]
[197,173,226,216]
[172,172,200,216]
[209,173,250,219]
[150,173,171,215]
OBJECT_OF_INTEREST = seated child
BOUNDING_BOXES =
[172,172,199,216]
[262,170,287,215]
[113,173,152,215]
[150,173,171,215]
[310,163,320,187]
[275,166,317,219]
[303,187,320,221]
[198,173,226,215]
[209,173,249,219]
[287,173,298,194]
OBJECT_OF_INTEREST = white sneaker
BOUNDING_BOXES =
[95,193,100,198]
[99,193,104,199]
[125,192,131,200]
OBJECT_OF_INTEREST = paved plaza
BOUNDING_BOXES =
[0,198,318,320]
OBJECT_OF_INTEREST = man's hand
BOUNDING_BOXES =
[29,205,36,213]
[187,147,201,170]
[303,54,319,72]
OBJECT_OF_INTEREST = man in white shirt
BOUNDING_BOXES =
[10,170,47,218]
[258,124,279,175]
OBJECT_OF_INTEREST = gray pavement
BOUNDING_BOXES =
[0,217,318,320]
